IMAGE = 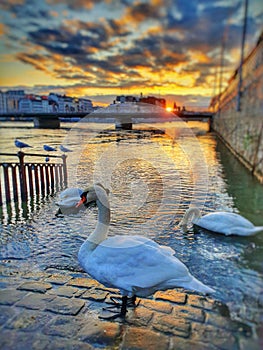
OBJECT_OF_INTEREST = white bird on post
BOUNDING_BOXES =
[15,139,32,151]
[60,145,72,153]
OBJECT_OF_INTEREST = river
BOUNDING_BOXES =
[0,117,262,331]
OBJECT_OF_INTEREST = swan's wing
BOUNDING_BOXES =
[86,236,190,293]
[102,235,175,255]
[197,212,255,235]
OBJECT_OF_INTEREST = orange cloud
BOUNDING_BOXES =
[0,23,5,36]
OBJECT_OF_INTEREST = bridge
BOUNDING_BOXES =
[0,112,88,128]
[0,104,214,130]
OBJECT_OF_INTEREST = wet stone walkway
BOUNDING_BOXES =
[0,264,261,350]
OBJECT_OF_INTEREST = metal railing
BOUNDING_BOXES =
[0,151,67,222]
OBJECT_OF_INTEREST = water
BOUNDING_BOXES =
[0,119,262,329]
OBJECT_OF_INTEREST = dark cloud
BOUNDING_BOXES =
[0,0,261,107]
[125,1,164,23]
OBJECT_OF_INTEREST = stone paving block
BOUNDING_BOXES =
[0,330,37,350]
[81,289,109,302]
[141,298,173,314]
[104,293,123,304]
[152,314,191,338]
[5,309,51,332]
[154,290,186,304]
[191,322,238,350]
[17,281,52,293]
[173,304,205,323]
[44,273,72,285]
[205,312,252,336]
[170,338,218,350]
[96,286,119,294]
[34,337,95,350]
[49,285,85,298]
[126,306,154,327]
[22,271,51,280]
[0,305,18,326]
[77,317,120,347]
[67,277,101,289]
[187,294,214,310]
[43,315,85,338]
[16,292,56,310]
[120,326,170,350]
[0,288,27,305]
[0,276,24,288]
[1,330,95,350]
[239,337,262,350]
[45,296,85,315]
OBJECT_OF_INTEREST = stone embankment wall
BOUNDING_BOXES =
[211,33,263,183]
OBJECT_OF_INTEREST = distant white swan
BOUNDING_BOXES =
[55,187,83,216]
[74,184,214,319]
[180,207,263,236]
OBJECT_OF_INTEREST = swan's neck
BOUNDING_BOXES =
[180,207,201,232]
[80,194,110,256]
[88,196,110,246]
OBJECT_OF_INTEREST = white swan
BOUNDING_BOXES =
[75,184,215,319]
[55,187,83,216]
[180,207,263,236]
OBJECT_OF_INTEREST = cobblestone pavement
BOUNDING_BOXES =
[0,264,262,350]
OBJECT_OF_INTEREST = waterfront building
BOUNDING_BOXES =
[5,90,25,113]
[0,91,7,113]
[18,95,53,113]
[115,94,166,108]
[140,95,166,108]
[0,90,94,114]
[78,98,93,112]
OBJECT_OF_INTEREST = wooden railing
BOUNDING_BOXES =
[0,151,67,221]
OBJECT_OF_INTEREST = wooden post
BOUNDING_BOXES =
[39,165,45,195]
[58,165,63,188]
[54,165,59,190]
[18,151,27,202]
[3,165,11,203]
[34,165,40,195]
[27,164,34,198]
[12,165,18,202]
[45,164,50,193]
[62,154,68,187]
[50,165,55,191]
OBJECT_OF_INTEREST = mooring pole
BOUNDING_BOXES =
[62,154,68,187]
[18,151,27,202]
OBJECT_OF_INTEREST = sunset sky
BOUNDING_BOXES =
[0,0,262,108]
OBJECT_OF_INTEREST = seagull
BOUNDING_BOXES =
[15,139,32,150]
[60,145,73,153]
[43,145,56,152]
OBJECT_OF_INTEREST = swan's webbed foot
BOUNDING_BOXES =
[99,296,128,320]
[105,295,140,308]
[98,295,140,320]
